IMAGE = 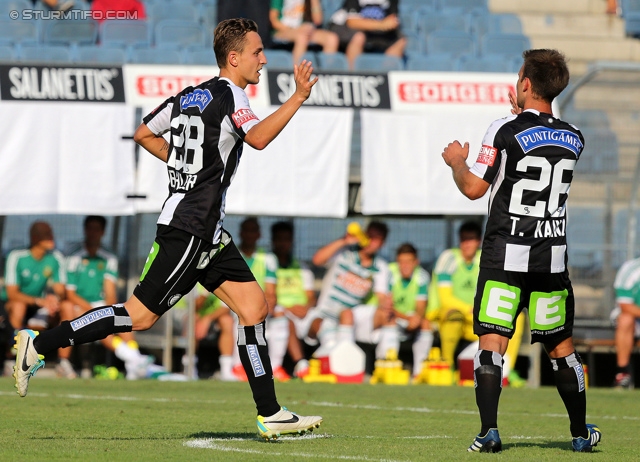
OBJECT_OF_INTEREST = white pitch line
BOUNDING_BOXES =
[184,437,409,462]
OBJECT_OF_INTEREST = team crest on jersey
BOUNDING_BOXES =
[232,108,258,128]
[515,127,583,156]
[180,88,213,113]
[477,145,497,166]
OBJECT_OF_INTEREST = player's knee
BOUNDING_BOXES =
[339,309,353,325]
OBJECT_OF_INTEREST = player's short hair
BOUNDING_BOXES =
[367,221,389,240]
[521,49,569,103]
[396,243,417,257]
[271,221,294,240]
[213,18,259,69]
[84,215,106,231]
[458,221,482,241]
[29,221,53,247]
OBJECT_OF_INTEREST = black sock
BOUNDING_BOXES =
[474,349,503,435]
[617,364,630,375]
[237,321,280,417]
[551,352,587,438]
[33,304,132,355]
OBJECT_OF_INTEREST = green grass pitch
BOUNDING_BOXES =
[0,377,638,461]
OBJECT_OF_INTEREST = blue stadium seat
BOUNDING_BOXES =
[19,45,73,63]
[419,12,473,35]
[621,0,640,16]
[353,53,404,72]
[437,0,488,14]
[473,13,523,38]
[129,47,182,64]
[406,53,457,71]
[480,33,530,58]
[299,51,317,66]
[457,54,515,73]
[76,45,126,64]
[576,127,619,174]
[316,51,349,71]
[399,0,437,14]
[184,47,217,65]
[100,19,152,48]
[0,44,16,61]
[264,49,293,69]
[426,30,475,57]
[0,19,39,46]
[198,1,217,29]
[624,11,640,37]
[148,1,199,22]
[43,19,99,46]
[404,32,425,55]
[0,0,32,16]
[155,19,206,49]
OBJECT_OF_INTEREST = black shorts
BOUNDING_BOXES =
[133,225,255,316]
[473,268,574,344]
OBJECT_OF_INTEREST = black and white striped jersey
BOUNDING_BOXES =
[143,77,260,245]
[469,109,584,273]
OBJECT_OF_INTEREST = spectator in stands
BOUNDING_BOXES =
[217,0,272,48]
[328,0,406,70]
[41,0,75,13]
[1,221,65,333]
[611,257,640,388]
[308,221,391,359]
[388,243,433,379]
[58,216,151,380]
[90,0,146,23]
[269,0,339,65]
[606,0,618,15]
[271,220,316,378]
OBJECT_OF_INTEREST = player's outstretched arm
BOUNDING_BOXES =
[244,60,318,150]
[133,123,171,162]
[441,140,490,200]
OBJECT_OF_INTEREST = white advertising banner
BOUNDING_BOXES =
[135,106,353,218]
[122,64,270,108]
[0,100,136,215]
[361,71,517,215]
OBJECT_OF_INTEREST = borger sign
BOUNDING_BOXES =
[388,71,516,110]
[123,64,269,108]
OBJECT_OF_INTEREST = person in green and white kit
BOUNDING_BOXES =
[59,216,151,380]
[2,221,66,333]
[388,243,433,378]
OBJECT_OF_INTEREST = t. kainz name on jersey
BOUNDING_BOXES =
[535,218,566,238]
[515,127,583,156]
[168,170,197,191]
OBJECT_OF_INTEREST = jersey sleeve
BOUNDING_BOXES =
[142,97,175,136]
[416,268,430,300]
[614,261,640,305]
[105,254,119,282]
[301,267,315,291]
[373,259,390,294]
[469,116,514,184]
[264,252,278,284]
[51,250,67,285]
[3,250,21,286]
[344,0,361,16]
[224,85,260,140]
[65,254,80,291]
[433,249,456,285]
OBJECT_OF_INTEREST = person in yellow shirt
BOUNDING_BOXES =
[431,221,525,385]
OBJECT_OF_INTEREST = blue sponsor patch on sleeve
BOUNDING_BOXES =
[180,88,213,112]
[515,127,583,156]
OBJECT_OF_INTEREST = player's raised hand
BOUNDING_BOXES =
[442,140,469,167]
[509,89,522,115]
[293,60,318,101]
